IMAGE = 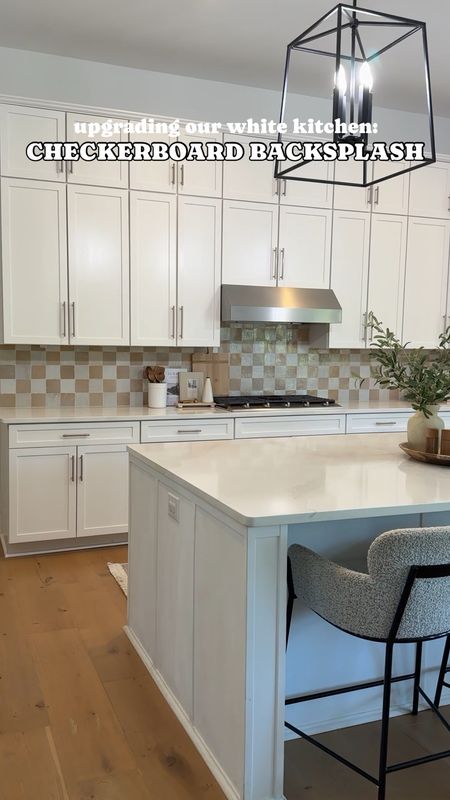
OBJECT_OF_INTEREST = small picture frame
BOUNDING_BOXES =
[179,371,204,402]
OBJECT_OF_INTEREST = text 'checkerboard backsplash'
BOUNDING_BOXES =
[0,324,399,408]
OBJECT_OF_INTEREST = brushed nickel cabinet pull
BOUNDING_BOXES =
[79,454,84,481]
[171,163,176,186]
[171,305,176,338]
[62,433,90,438]
[272,247,278,280]
[179,305,184,338]
[367,187,372,205]
[61,301,66,337]
[178,429,202,434]
[375,186,380,205]
[71,302,76,337]
[57,161,64,174]
[279,247,285,280]
[180,164,184,187]
[283,179,287,196]
[375,421,397,426]
[70,455,75,482]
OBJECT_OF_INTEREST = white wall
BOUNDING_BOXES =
[0,45,449,152]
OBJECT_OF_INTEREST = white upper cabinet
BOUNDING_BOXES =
[177,196,221,347]
[178,134,222,198]
[371,162,410,215]
[130,191,177,346]
[409,161,450,219]
[1,178,68,344]
[280,160,334,209]
[0,104,66,181]
[66,112,129,188]
[402,217,450,348]
[367,215,407,338]
[278,206,332,289]
[67,185,130,345]
[329,211,371,349]
[223,135,279,203]
[222,200,279,286]
[334,160,373,212]
[129,132,177,193]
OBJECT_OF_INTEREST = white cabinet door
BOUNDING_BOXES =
[66,112,128,188]
[1,178,68,344]
[177,196,221,347]
[403,217,450,348]
[222,135,279,203]
[77,445,129,538]
[372,162,410,215]
[130,192,177,346]
[222,201,279,286]
[367,214,407,337]
[280,160,333,209]
[278,206,332,288]
[156,482,195,717]
[409,162,450,219]
[129,133,177,193]
[9,447,77,543]
[67,185,129,345]
[329,211,371,348]
[0,104,66,181]
[334,161,372,212]
[178,134,222,198]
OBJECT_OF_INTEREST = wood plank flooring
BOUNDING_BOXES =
[0,545,448,799]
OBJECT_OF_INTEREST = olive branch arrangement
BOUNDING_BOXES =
[359,313,450,418]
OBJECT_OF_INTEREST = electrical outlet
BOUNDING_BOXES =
[168,492,180,522]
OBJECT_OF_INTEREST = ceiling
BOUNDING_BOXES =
[0,0,448,117]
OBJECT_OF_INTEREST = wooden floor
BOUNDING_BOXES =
[0,545,448,800]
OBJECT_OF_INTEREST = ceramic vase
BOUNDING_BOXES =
[148,382,167,408]
[407,405,444,451]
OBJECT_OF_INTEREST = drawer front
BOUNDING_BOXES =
[234,414,346,439]
[140,418,234,442]
[9,422,140,448]
[346,413,411,434]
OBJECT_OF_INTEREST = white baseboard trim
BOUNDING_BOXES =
[284,691,450,740]
[1,532,127,558]
[124,625,241,800]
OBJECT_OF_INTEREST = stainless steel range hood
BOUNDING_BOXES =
[221,285,342,325]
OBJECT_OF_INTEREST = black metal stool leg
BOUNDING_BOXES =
[412,641,423,715]
[378,642,394,800]
[286,556,297,649]
[435,635,450,708]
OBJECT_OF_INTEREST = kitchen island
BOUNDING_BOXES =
[126,433,450,800]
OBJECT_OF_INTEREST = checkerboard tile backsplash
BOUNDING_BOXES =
[0,324,399,407]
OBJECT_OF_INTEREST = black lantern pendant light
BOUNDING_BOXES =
[275,0,436,187]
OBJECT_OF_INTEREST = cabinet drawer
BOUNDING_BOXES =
[9,422,140,448]
[140,418,234,442]
[346,413,411,434]
[234,414,346,439]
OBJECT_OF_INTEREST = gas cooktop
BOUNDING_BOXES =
[214,394,337,410]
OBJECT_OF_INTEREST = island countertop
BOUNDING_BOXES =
[129,432,450,527]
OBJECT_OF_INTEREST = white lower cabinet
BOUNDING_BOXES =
[156,482,195,716]
[9,447,77,543]
[4,423,138,545]
[234,414,346,439]
[77,444,129,537]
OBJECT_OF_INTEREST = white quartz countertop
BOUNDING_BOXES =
[129,433,450,527]
[0,399,441,425]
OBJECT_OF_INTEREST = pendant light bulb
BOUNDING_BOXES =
[335,64,347,93]
[360,61,373,92]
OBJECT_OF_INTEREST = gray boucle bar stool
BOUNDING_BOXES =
[286,527,450,800]
[435,635,450,708]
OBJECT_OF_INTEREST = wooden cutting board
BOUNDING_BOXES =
[191,352,229,396]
